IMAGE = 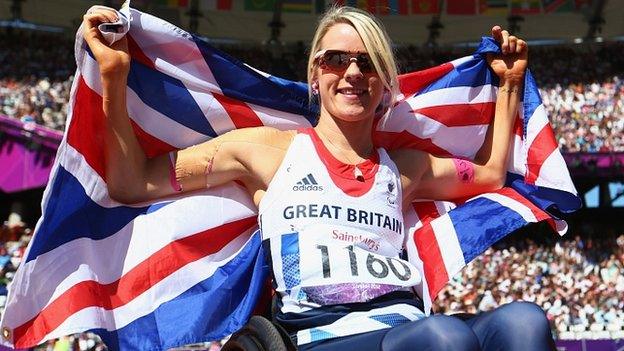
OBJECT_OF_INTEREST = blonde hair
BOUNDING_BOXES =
[307,6,399,115]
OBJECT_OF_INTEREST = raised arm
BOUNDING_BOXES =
[398,26,528,201]
[82,7,289,204]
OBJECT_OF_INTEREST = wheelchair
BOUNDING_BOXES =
[221,315,294,351]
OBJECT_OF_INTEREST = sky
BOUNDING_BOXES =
[584,182,624,208]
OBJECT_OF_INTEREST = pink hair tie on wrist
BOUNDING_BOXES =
[452,158,475,184]
[168,152,183,192]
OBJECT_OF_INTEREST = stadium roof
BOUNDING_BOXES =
[0,0,622,45]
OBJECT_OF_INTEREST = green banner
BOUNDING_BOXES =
[283,0,313,13]
[245,0,275,11]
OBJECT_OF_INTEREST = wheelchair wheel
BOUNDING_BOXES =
[221,316,288,351]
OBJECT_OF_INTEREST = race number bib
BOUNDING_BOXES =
[281,224,421,305]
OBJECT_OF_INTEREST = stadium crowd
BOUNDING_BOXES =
[1,27,623,348]
[434,226,624,340]
[1,29,622,152]
[0,30,74,132]
[1,215,622,348]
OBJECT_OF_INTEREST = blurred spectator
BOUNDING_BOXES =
[2,216,621,345]
[434,229,624,340]
[0,29,74,131]
[1,29,622,152]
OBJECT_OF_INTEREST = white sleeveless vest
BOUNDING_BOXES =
[259,129,424,345]
[258,130,424,344]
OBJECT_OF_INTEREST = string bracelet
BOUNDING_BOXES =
[498,86,521,94]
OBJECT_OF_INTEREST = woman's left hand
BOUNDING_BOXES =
[488,26,528,83]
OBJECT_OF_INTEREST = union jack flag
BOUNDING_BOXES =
[0,3,580,350]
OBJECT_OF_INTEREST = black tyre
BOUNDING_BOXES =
[221,316,288,351]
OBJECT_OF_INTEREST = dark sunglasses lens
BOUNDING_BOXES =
[357,54,373,72]
[324,52,348,69]
[321,52,374,73]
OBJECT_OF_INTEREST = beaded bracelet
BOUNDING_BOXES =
[498,86,520,93]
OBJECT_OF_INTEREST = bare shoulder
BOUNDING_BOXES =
[223,126,296,150]
[230,127,297,202]
[388,148,428,194]
[388,148,428,176]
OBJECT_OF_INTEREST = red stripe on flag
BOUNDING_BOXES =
[213,93,264,128]
[413,102,494,127]
[525,124,558,184]
[398,63,454,97]
[411,203,449,299]
[495,187,550,222]
[13,216,258,347]
[129,120,177,158]
[127,35,156,70]
[373,130,452,156]
[412,201,441,224]
[496,187,557,231]
[514,112,523,137]
[67,77,106,178]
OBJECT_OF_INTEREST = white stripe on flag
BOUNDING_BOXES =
[81,53,210,148]
[250,103,313,130]
[509,134,526,178]
[404,85,495,110]
[80,54,104,95]
[39,230,254,343]
[534,150,577,194]
[430,215,465,279]
[129,11,223,94]
[381,104,488,158]
[60,144,122,208]
[126,87,210,148]
[188,89,237,135]
[402,206,432,315]
[525,104,549,148]
[449,55,474,68]
[472,193,537,223]
[4,185,257,328]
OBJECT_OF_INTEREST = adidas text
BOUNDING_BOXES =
[293,184,324,191]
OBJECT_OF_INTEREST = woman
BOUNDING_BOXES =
[83,5,553,351]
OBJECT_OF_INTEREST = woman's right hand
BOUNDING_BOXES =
[82,6,130,76]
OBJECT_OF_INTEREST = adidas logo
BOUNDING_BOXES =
[293,173,324,191]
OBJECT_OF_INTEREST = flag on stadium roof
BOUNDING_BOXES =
[446,0,478,15]
[510,0,541,14]
[479,0,509,16]
[411,0,439,14]
[0,1,580,350]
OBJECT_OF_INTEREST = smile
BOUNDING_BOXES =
[337,88,367,96]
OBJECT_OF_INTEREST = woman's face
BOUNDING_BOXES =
[315,23,384,123]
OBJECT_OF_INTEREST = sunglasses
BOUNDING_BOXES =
[314,50,376,73]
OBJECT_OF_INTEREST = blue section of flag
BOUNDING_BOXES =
[449,196,529,263]
[418,57,496,94]
[127,61,218,137]
[25,166,150,263]
[192,36,317,122]
[85,45,218,137]
[522,71,542,137]
[93,231,268,351]
[506,173,582,215]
